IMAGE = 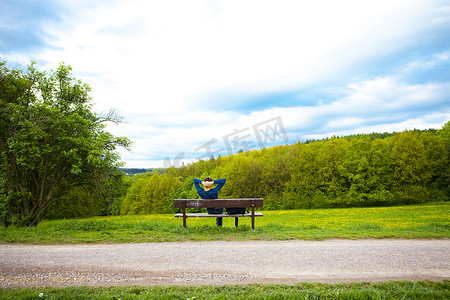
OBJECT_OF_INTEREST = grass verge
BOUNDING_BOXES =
[0,203,448,244]
[1,281,449,299]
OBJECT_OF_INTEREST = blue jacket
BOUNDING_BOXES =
[193,178,226,199]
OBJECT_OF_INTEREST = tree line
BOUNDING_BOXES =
[121,123,449,214]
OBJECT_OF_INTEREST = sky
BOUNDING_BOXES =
[1,0,449,168]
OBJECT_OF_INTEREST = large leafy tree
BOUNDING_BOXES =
[0,61,131,226]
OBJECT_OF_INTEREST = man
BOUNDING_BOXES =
[193,177,226,226]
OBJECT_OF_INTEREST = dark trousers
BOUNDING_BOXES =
[206,208,223,226]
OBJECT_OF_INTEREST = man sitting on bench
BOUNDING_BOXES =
[193,177,226,227]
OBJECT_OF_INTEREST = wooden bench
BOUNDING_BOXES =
[174,198,263,229]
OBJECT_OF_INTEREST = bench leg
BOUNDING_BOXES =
[183,208,187,228]
[251,207,255,230]
[235,217,238,227]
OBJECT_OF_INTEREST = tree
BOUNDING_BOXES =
[420,130,449,200]
[259,146,292,208]
[437,120,450,149]
[438,121,450,197]
[285,142,321,209]
[315,138,348,207]
[0,61,131,226]
[343,135,393,207]
[389,131,429,203]
[216,154,263,199]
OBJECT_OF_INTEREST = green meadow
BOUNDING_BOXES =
[1,281,449,300]
[1,202,448,244]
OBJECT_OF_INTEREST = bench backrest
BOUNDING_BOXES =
[174,198,263,209]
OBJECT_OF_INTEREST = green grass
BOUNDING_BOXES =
[0,203,448,244]
[1,281,449,299]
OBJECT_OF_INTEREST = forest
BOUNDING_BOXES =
[118,124,450,215]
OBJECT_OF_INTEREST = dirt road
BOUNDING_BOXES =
[1,239,449,287]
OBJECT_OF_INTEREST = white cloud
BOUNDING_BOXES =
[2,0,449,167]
[252,77,449,139]
[36,0,439,113]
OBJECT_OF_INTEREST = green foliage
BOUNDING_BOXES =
[120,124,449,215]
[46,186,103,219]
[0,60,131,226]
[437,120,450,147]
[44,172,130,219]
[121,173,182,214]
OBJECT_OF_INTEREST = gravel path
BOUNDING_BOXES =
[1,239,449,287]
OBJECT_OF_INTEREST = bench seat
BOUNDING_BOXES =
[175,212,263,218]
